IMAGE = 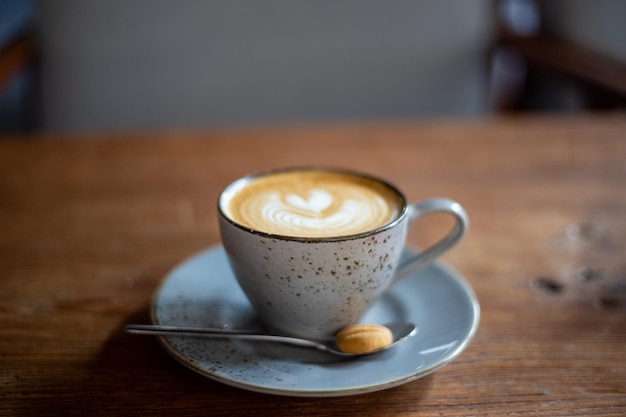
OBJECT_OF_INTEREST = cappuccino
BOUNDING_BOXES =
[220,169,404,238]
[218,167,468,339]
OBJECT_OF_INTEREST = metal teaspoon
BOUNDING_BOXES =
[125,322,416,358]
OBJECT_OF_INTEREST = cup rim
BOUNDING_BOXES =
[218,166,409,243]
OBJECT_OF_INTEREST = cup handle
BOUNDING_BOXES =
[393,198,468,283]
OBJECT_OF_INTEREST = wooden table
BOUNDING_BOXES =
[2,115,625,416]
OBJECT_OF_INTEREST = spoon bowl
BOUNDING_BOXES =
[126,322,416,358]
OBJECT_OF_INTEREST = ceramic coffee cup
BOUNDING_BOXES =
[218,167,468,340]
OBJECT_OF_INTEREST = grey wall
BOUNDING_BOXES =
[37,1,493,132]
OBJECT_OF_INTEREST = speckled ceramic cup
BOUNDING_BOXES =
[218,167,468,340]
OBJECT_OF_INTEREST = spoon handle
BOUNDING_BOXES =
[126,324,258,335]
[125,324,328,351]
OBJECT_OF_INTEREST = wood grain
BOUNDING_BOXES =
[1,115,625,416]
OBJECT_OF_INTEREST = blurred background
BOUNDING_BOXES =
[1,0,625,135]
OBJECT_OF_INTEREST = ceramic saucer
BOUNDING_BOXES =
[150,246,480,397]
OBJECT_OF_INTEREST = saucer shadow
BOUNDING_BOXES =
[18,304,434,415]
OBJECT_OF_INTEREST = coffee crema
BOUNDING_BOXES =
[221,170,403,238]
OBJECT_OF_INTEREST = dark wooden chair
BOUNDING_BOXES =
[488,0,626,112]
[0,31,36,133]
[0,32,34,93]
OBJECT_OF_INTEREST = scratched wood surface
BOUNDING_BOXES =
[1,115,625,416]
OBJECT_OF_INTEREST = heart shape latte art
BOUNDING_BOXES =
[241,188,396,237]
[284,190,333,214]
[264,189,365,231]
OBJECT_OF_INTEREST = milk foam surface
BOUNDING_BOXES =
[223,171,402,238]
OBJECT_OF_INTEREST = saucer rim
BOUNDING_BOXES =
[150,245,480,397]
